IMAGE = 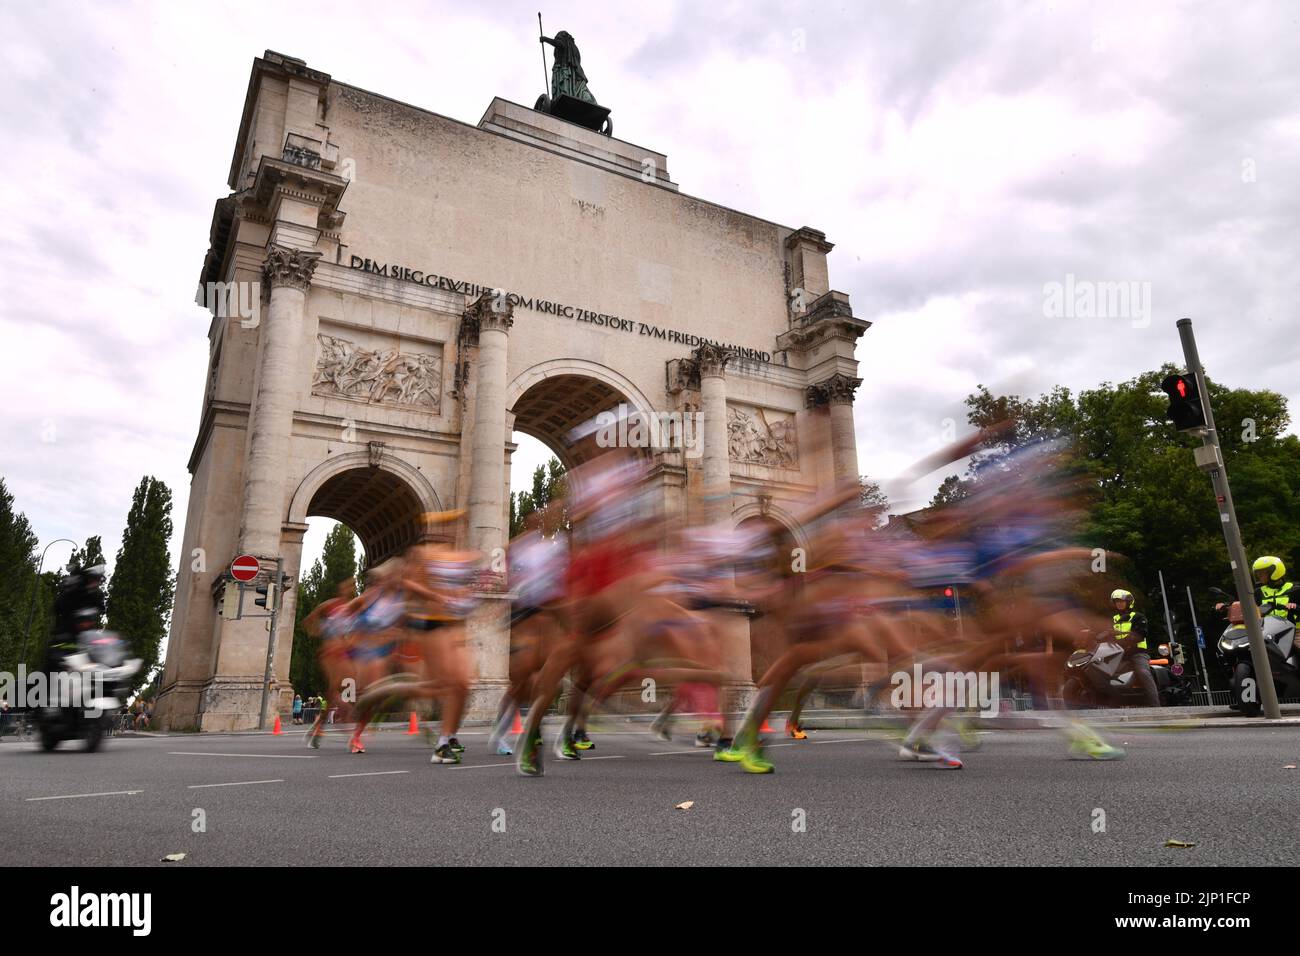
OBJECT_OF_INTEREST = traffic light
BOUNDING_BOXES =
[1160,373,1207,432]
[220,583,241,621]
[255,582,277,612]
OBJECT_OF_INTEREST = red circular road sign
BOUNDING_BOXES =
[230,554,261,582]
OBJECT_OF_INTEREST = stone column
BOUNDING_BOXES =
[465,292,514,556]
[463,292,513,720]
[695,344,731,526]
[240,246,320,555]
[808,372,862,483]
[692,345,753,710]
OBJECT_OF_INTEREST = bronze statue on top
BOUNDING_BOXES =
[534,22,613,137]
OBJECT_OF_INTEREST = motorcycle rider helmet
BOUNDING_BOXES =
[1110,588,1134,608]
[1252,555,1286,584]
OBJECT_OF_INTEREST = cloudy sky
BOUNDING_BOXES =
[2,0,1297,580]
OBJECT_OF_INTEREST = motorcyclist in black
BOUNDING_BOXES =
[44,564,107,673]
[1109,588,1160,707]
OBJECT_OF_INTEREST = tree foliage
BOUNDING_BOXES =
[289,523,359,697]
[949,366,1300,638]
[510,458,568,537]
[105,477,175,695]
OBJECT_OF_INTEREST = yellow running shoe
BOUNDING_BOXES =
[740,745,775,774]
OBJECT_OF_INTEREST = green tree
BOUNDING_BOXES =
[956,368,1300,646]
[510,457,568,537]
[67,536,105,573]
[289,523,358,697]
[0,478,40,672]
[105,477,175,695]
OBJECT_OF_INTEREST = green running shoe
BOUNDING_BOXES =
[449,737,465,754]
[573,729,595,751]
[740,744,775,774]
[516,735,543,776]
[555,732,581,760]
[1068,730,1126,760]
[714,738,744,762]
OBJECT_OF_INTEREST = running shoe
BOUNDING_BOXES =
[431,743,461,764]
[349,736,366,754]
[713,737,744,762]
[573,729,595,751]
[516,735,543,776]
[449,737,465,754]
[740,744,775,774]
[787,723,808,740]
[491,738,514,756]
[897,741,962,768]
[1068,733,1126,761]
[694,731,717,748]
[306,724,324,749]
[555,732,581,760]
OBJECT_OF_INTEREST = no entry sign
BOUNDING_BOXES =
[230,554,261,582]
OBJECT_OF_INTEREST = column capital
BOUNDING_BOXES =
[806,372,862,408]
[464,289,515,338]
[262,245,321,294]
[693,343,730,378]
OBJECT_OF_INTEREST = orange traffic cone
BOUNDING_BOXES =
[760,717,773,734]
[406,711,420,735]
[272,714,282,735]
[511,710,523,735]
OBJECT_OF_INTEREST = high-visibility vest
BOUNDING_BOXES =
[1260,582,1294,619]
[1113,612,1147,650]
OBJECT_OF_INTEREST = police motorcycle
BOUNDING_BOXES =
[1062,632,1190,708]
[36,568,142,752]
[1210,587,1300,717]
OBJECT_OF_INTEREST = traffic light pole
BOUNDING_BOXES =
[1176,318,1280,719]
[256,557,283,731]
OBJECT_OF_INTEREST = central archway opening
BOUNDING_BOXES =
[509,372,645,532]
[306,466,424,566]
[511,373,631,470]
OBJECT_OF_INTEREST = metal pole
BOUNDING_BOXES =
[1157,570,1176,644]
[256,557,283,731]
[18,538,78,666]
[538,13,550,100]
[952,585,964,641]
[1176,317,1280,718]
[1186,586,1211,695]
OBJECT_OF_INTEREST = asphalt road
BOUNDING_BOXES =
[2,721,1297,866]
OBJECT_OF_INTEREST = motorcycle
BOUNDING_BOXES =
[1211,588,1300,716]
[1062,634,1190,708]
[35,630,142,752]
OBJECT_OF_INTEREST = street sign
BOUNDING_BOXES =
[230,554,260,582]
[1196,626,1205,649]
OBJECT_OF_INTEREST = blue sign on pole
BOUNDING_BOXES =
[1195,626,1205,649]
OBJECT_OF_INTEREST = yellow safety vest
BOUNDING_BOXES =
[1113,612,1147,650]
[1260,582,1294,619]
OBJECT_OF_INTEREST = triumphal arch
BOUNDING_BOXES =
[156,46,869,731]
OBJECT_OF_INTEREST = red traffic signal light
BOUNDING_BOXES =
[1160,373,1206,432]
[943,587,954,598]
